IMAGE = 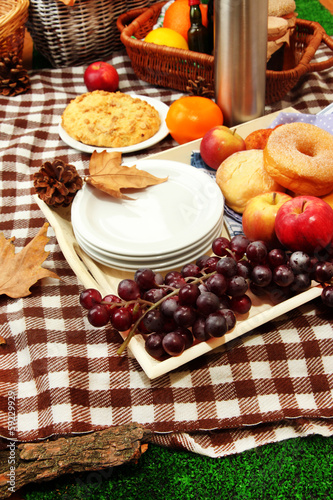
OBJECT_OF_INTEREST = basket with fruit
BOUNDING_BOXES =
[117,1,333,104]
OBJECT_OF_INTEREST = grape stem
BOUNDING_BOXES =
[101,298,153,309]
[116,271,215,356]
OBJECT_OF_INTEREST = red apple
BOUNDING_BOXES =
[200,125,246,170]
[242,192,293,248]
[84,61,119,92]
[275,195,333,255]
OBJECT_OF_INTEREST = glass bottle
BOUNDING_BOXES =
[187,0,210,54]
[207,0,214,55]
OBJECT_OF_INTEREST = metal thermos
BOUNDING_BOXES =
[214,0,268,126]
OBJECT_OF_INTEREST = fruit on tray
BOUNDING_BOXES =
[321,190,333,210]
[244,126,283,150]
[200,125,246,170]
[274,195,333,255]
[242,191,293,247]
[80,233,333,362]
[162,0,208,42]
[166,96,223,144]
[144,27,189,50]
[84,61,119,92]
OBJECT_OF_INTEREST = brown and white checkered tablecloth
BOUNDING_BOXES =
[0,46,333,457]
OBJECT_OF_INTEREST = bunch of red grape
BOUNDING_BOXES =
[79,235,333,361]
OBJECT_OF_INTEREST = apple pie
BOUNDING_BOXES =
[61,91,161,148]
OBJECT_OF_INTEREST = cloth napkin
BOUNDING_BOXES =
[0,47,332,457]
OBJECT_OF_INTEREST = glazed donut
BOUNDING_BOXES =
[263,122,333,197]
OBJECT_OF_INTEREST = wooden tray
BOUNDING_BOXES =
[35,107,322,379]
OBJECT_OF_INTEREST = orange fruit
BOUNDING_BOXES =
[322,191,333,210]
[166,96,223,145]
[144,27,189,50]
[163,0,208,42]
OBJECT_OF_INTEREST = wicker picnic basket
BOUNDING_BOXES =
[0,0,29,59]
[117,1,333,104]
[26,0,160,68]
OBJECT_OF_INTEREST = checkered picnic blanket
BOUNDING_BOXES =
[0,46,332,457]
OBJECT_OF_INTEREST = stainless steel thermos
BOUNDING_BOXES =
[214,0,268,126]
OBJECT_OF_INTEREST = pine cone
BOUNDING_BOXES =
[186,77,215,98]
[0,53,31,97]
[33,159,83,208]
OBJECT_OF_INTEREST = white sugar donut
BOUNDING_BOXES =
[263,122,333,196]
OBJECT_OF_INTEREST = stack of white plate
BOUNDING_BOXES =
[71,159,224,272]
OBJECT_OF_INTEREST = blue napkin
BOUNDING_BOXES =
[269,112,333,133]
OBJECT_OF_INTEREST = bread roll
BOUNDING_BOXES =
[268,0,296,17]
[216,149,285,213]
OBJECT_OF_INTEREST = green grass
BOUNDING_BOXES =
[295,0,333,35]
[22,434,333,500]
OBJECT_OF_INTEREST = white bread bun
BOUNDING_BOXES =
[216,149,285,214]
[268,0,296,17]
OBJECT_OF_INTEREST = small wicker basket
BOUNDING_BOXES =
[26,0,159,68]
[117,1,333,104]
[0,0,29,60]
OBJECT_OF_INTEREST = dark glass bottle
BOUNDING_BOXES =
[187,0,210,54]
[207,0,214,54]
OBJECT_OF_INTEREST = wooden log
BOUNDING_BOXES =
[0,423,152,499]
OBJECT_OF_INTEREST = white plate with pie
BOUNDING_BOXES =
[59,94,170,154]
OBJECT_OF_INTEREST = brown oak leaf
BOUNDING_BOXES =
[0,223,60,299]
[85,150,168,200]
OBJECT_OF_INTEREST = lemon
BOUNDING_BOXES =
[144,27,189,50]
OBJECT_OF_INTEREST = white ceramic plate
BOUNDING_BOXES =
[75,213,223,263]
[73,217,223,272]
[71,159,224,257]
[59,94,170,153]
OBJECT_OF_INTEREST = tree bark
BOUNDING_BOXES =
[0,423,152,499]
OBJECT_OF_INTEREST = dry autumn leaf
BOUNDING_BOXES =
[85,150,168,200]
[0,223,60,299]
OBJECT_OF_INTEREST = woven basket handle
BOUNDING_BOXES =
[306,33,333,72]
[117,8,148,32]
